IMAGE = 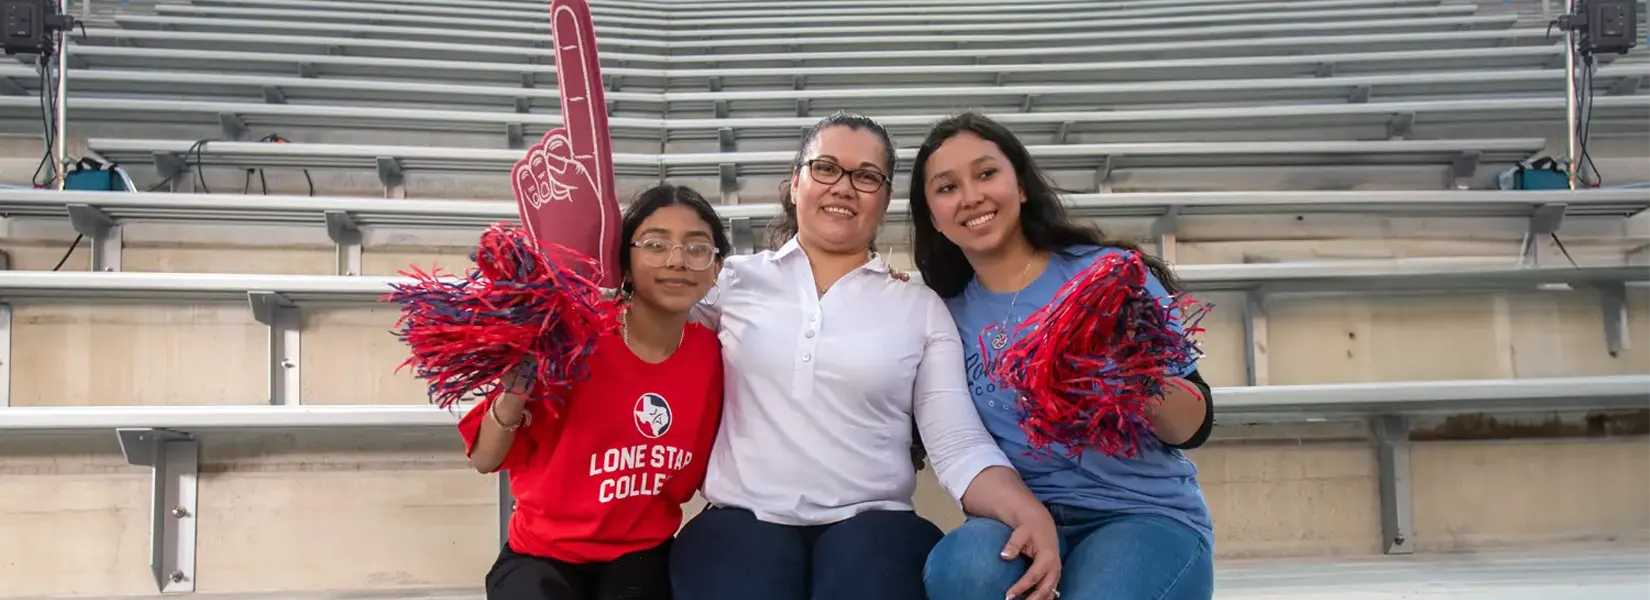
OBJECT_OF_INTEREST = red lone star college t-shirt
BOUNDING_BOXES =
[457,323,723,564]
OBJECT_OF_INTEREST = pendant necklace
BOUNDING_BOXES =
[989,256,1037,351]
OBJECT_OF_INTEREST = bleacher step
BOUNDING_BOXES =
[71,547,1649,600]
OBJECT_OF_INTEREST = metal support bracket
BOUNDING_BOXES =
[795,98,810,118]
[1600,282,1629,357]
[1021,94,1036,113]
[218,113,247,140]
[792,75,806,90]
[994,72,1008,87]
[1606,75,1642,96]
[260,86,286,104]
[717,162,740,205]
[1449,151,1481,190]
[375,156,406,199]
[152,152,193,193]
[1386,112,1415,140]
[324,210,363,276]
[66,203,122,272]
[1518,203,1567,267]
[498,474,514,548]
[297,62,318,79]
[0,302,10,408]
[717,127,737,154]
[505,123,525,149]
[514,97,531,114]
[1151,208,1180,263]
[1314,62,1335,78]
[116,427,199,593]
[713,99,729,119]
[729,217,755,255]
[1348,84,1372,104]
[249,291,301,406]
[1053,121,1072,145]
[519,72,534,89]
[1372,415,1415,555]
[1091,156,1116,192]
[708,76,722,93]
[1241,291,1269,386]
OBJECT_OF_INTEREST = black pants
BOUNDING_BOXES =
[670,506,944,600]
[486,539,672,600]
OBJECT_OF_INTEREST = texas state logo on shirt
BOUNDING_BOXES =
[634,393,672,439]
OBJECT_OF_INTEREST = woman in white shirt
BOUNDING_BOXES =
[669,112,1063,600]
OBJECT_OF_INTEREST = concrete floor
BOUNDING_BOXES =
[86,547,1649,600]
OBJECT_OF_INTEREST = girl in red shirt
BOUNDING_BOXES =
[458,184,729,600]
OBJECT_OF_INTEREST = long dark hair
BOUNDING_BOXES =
[765,111,897,250]
[909,112,1182,298]
[617,184,733,296]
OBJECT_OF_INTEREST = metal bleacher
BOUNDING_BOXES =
[1,0,1648,597]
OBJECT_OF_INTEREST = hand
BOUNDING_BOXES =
[1002,513,1062,600]
[511,0,621,288]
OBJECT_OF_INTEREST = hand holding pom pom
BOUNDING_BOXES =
[985,250,1209,459]
[383,223,620,415]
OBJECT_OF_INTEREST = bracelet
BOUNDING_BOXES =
[490,400,530,432]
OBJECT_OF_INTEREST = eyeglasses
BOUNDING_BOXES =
[803,159,889,194]
[631,238,720,271]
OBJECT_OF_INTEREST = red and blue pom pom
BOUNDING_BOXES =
[383,223,618,413]
[985,250,1208,459]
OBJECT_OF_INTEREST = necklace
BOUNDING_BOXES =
[989,256,1037,351]
[621,306,684,359]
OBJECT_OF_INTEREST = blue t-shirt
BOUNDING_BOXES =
[946,245,1213,543]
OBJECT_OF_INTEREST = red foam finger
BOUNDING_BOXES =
[548,0,611,194]
[510,0,618,289]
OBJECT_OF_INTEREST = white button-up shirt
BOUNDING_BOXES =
[695,237,1012,526]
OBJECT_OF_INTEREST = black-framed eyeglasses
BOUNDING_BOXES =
[631,239,720,271]
[803,159,889,194]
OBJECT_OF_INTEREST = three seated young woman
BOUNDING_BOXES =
[457,112,1214,600]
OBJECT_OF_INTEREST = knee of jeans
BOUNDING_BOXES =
[923,519,1023,596]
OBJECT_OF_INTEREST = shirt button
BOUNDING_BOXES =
[809,314,818,323]
[802,353,812,362]
[805,330,815,339]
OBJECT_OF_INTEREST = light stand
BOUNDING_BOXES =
[1555,0,1639,190]
[2,0,75,189]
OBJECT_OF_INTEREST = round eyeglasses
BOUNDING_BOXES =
[803,159,889,194]
[632,239,720,271]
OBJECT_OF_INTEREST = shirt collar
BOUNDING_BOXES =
[768,235,890,274]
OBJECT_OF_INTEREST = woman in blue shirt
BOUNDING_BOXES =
[910,112,1216,600]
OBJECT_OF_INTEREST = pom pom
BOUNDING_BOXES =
[985,251,1208,459]
[383,223,618,413]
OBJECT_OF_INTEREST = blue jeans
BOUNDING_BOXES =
[671,506,944,600]
[923,505,1213,600]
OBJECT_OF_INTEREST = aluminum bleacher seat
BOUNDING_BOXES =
[10,95,1647,150]
[5,186,1648,268]
[81,136,1550,199]
[76,23,1554,67]
[56,42,1605,89]
[112,13,1521,52]
[160,0,1479,40]
[8,63,1645,117]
